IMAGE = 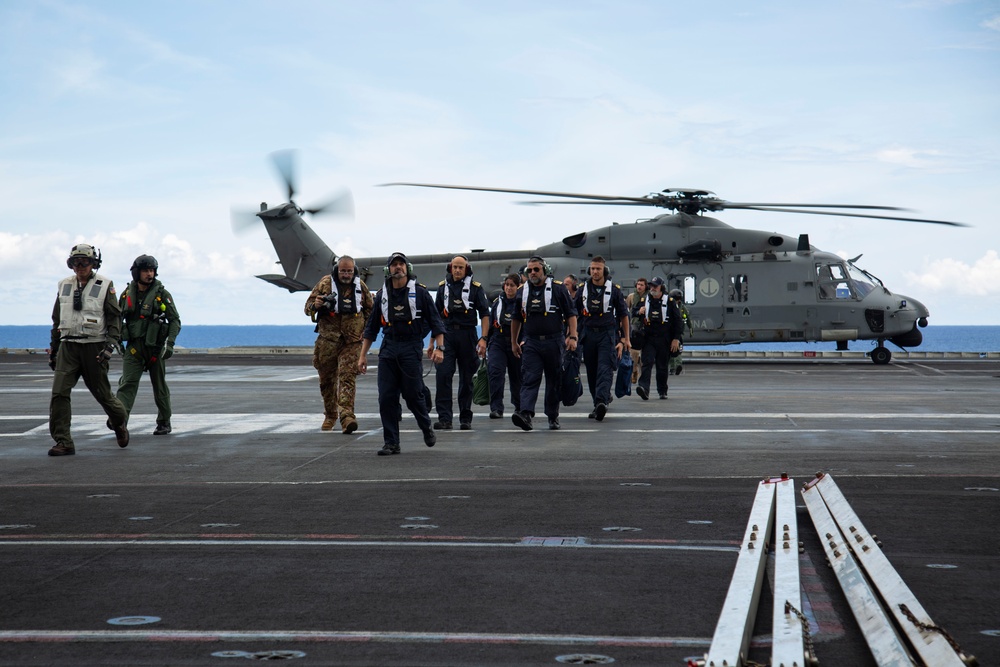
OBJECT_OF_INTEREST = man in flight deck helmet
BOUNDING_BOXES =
[667,287,692,376]
[47,243,130,455]
[115,254,182,435]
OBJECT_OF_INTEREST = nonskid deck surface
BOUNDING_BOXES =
[1,354,997,666]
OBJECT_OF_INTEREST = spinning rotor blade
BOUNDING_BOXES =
[734,206,968,227]
[381,182,652,204]
[270,149,297,202]
[519,199,653,206]
[230,207,263,235]
[383,181,968,226]
[304,189,355,217]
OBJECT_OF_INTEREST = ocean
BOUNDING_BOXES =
[3,325,1000,352]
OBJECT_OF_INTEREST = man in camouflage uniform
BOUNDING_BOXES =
[48,243,130,456]
[305,255,373,434]
[116,254,182,435]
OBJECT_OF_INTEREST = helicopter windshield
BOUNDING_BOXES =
[845,263,877,298]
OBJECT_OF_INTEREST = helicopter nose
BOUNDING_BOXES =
[897,294,930,319]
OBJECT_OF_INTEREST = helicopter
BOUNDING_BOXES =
[233,152,967,365]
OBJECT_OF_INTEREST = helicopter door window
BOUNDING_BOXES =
[816,263,854,300]
[682,275,695,304]
[727,275,748,303]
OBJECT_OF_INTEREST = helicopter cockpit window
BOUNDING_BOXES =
[845,263,876,299]
[727,275,748,303]
[816,263,854,300]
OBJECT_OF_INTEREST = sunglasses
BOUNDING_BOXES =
[526,267,543,274]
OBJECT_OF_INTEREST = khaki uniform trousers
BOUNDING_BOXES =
[49,341,128,447]
[314,335,362,426]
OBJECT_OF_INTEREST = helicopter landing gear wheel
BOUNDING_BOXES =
[871,346,892,365]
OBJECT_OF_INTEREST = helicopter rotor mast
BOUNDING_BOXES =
[381,182,967,227]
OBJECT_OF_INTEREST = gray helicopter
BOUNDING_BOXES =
[234,152,966,364]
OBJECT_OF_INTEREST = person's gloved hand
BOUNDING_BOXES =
[96,343,116,365]
[162,345,173,360]
[48,350,57,371]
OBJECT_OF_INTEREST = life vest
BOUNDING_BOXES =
[521,278,555,317]
[326,275,364,316]
[491,296,516,333]
[57,273,111,342]
[644,294,670,325]
[441,275,473,317]
[380,279,419,326]
[122,281,167,346]
[580,281,612,318]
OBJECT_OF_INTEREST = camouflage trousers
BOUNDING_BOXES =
[313,336,362,426]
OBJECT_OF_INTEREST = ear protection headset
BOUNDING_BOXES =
[527,256,553,277]
[446,255,473,276]
[332,256,361,280]
[384,253,413,279]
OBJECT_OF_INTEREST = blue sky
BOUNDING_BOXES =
[2,0,998,325]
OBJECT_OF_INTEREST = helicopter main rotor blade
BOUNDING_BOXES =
[736,206,969,227]
[723,202,906,211]
[304,189,355,217]
[380,182,652,204]
[270,149,297,202]
[517,199,653,206]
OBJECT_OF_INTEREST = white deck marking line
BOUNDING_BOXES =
[0,539,738,552]
[3,413,1000,420]
[0,629,714,647]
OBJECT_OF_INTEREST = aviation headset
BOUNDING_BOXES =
[67,244,102,270]
[590,257,611,280]
[334,255,360,278]
[446,255,473,276]
[384,252,413,279]
[526,256,553,277]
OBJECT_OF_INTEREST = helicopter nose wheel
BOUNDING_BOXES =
[870,342,892,365]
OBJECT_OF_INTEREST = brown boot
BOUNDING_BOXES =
[342,417,358,435]
[321,417,336,431]
[48,444,75,456]
[114,424,129,448]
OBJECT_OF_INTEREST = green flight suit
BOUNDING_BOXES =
[49,273,128,448]
[116,280,182,428]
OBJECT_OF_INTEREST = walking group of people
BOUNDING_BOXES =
[320,252,687,456]
[45,245,685,458]
[47,244,181,456]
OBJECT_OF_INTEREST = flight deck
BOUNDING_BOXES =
[1,352,997,666]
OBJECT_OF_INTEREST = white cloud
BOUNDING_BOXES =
[904,250,1000,295]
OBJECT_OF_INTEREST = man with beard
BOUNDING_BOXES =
[358,253,445,456]
[574,256,630,421]
[633,277,683,400]
[626,278,648,383]
[305,255,373,434]
[510,256,578,432]
[116,254,182,435]
[48,243,129,455]
[431,255,490,431]
[486,273,523,420]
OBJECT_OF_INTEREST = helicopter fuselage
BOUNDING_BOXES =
[254,208,928,362]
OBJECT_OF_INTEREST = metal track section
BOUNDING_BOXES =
[772,477,808,667]
[801,475,914,667]
[810,473,972,667]
[701,479,776,667]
